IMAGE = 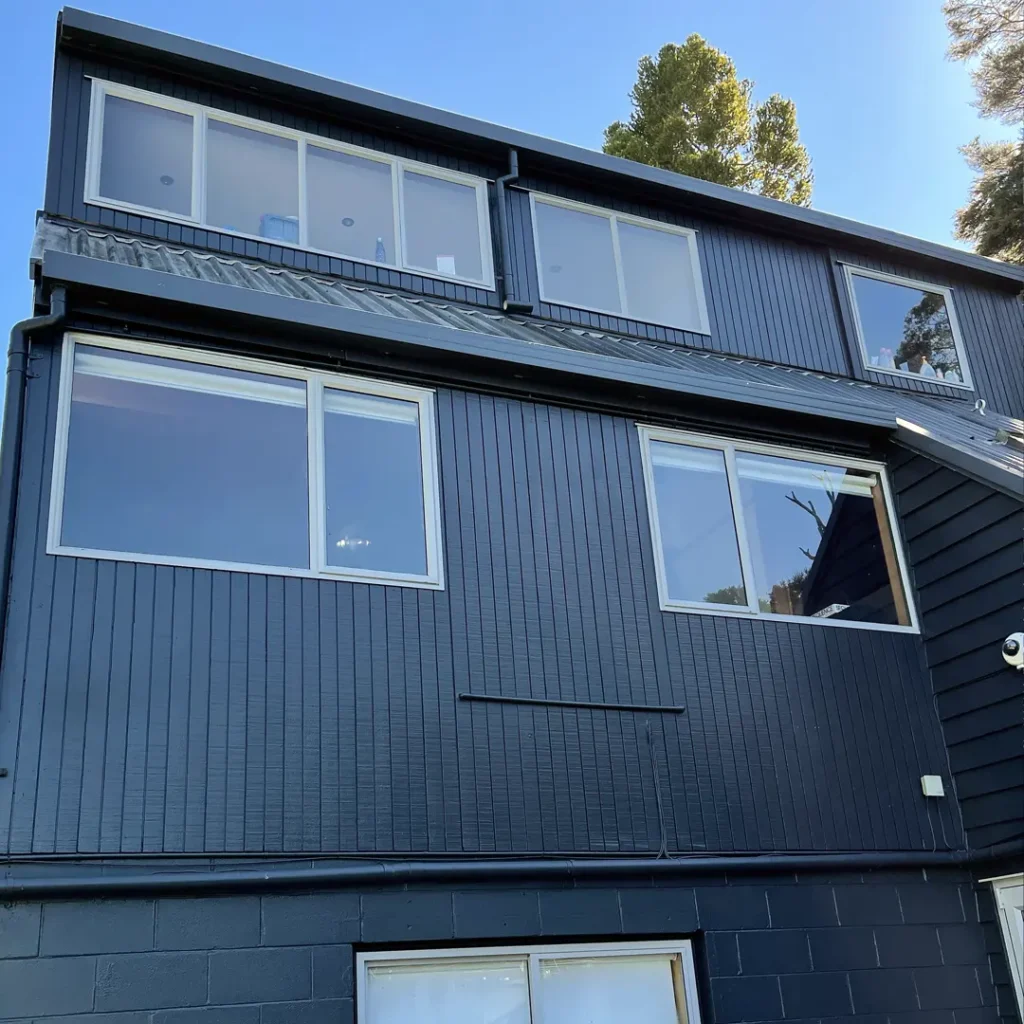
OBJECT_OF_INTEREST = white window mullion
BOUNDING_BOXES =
[297,138,309,248]
[527,952,542,1024]
[306,375,326,574]
[609,215,629,317]
[85,80,105,204]
[195,111,208,224]
[723,444,760,614]
[393,160,405,272]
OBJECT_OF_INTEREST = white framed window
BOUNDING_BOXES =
[985,874,1024,1018]
[47,333,444,589]
[84,79,495,289]
[530,193,710,334]
[357,940,702,1024]
[842,265,972,388]
[637,426,918,632]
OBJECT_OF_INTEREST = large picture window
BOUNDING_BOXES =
[84,80,494,289]
[530,194,710,334]
[843,266,972,388]
[638,426,916,631]
[357,941,702,1024]
[48,335,444,589]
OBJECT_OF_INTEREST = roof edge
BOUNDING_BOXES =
[895,423,1024,501]
[57,6,1024,288]
[39,248,896,430]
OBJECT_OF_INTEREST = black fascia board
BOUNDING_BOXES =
[57,7,1024,288]
[894,426,1024,501]
[40,248,895,430]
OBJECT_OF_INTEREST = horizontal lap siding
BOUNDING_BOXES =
[0,340,959,855]
[891,445,1024,851]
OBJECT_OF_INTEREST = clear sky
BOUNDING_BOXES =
[1,0,1002,334]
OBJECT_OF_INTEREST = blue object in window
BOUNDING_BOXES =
[375,236,387,263]
[260,214,299,243]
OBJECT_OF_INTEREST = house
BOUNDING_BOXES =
[0,8,1022,1023]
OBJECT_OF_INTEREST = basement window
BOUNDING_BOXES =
[358,941,703,1024]
[530,193,710,334]
[843,266,972,388]
[637,426,917,631]
[84,79,494,289]
[48,334,444,589]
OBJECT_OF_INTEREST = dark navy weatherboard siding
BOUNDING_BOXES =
[44,50,1024,418]
[891,447,1024,853]
[0,337,960,856]
[0,868,1015,1024]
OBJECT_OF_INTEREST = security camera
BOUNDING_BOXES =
[1002,633,1024,671]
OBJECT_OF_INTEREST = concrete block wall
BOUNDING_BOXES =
[0,867,1018,1024]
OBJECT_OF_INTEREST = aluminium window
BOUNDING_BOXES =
[843,266,972,388]
[530,193,710,334]
[637,426,917,631]
[987,874,1024,1018]
[357,941,702,1024]
[84,79,494,288]
[47,334,443,588]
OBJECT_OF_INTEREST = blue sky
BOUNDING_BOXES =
[1,0,1000,334]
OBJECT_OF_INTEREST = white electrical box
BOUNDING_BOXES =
[921,775,945,797]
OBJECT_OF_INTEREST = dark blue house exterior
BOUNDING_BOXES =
[1,10,1022,1024]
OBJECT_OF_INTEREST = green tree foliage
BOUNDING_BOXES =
[895,292,960,375]
[603,35,813,206]
[955,138,1024,264]
[943,0,1024,263]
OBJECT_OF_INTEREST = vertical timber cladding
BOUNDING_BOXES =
[0,337,959,857]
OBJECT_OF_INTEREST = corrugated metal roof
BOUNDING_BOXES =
[34,218,1023,490]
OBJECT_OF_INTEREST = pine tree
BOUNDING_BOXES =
[944,0,1024,264]
[603,35,813,207]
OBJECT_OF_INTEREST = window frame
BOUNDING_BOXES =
[47,332,445,590]
[842,264,973,390]
[529,192,711,335]
[83,78,495,290]
[983,873,1024,1018]
[355,939,703,1024]
[636,424,919,633]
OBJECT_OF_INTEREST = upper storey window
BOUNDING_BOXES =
[844,266,972,387]
[85,80,495,288]
[530,194,710,334]
[48,334,444,589]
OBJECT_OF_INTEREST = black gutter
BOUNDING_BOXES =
[0,287,66,658]
[39,250,895,430]
[56,7,1024,286]
[2,848,1014,900]
[493,149,533,313]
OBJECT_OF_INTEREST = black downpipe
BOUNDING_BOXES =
[494,149,534,314]
[0,286,67,660]
[2,847,1008,900]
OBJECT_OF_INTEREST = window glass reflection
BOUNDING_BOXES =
[852,274,964,383]
[323,389,428,576]
[736,453,903,624]
[650,442,747,606]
